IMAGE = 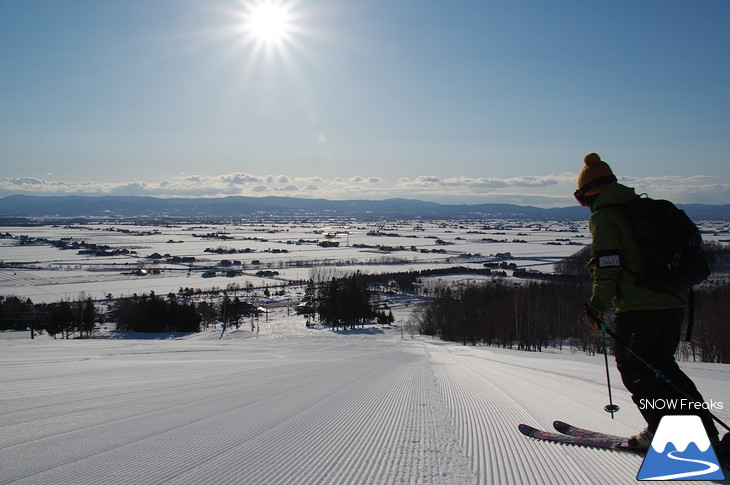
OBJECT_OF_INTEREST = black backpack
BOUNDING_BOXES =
[601,197,710,294]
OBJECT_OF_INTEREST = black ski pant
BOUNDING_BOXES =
[614,308,718,439]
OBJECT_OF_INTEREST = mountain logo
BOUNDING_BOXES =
[637,415,725,481]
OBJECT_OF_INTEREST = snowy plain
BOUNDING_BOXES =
[0,219,596,303]
[1,218,727,303]
[2,219,730,484]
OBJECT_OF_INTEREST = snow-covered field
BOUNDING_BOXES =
[2,309,729,485]
[0,219,593,303]
[2,218,727,303]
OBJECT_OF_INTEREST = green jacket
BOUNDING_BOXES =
[588,182,686,313]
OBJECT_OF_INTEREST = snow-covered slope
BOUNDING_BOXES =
[1,313,728,484]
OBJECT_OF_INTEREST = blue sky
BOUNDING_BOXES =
[1,0,728,207]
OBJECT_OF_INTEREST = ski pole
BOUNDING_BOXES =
[600,322,619,418]
[587,310,730,433]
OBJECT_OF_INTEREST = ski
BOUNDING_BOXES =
[518,424,643,453]
[553,420,627,444]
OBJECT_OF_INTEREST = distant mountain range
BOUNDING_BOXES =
[0,194,728,221]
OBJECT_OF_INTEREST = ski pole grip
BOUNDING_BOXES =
[584,304,605,331]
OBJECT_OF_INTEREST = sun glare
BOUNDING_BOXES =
[242,1,294,47]
[232,0,314,70]
[251,3,290,41]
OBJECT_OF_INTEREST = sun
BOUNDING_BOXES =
[242,1,294,46]
[250,3,290,41]
[232,0,311,68]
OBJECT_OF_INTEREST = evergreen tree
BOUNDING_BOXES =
[316,272,377,330]
[115,292,201,333]
[79,297,96,337]
[0,296,34,331]
[46,301,74,338]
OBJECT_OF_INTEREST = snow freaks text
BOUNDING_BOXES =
[639,399,724,411]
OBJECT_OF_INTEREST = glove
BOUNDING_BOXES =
[583,306,603,332]
[585,257,598,278]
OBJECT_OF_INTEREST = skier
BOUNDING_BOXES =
[575,153,724,452]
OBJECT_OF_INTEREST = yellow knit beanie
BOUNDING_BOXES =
[577,153,615,196]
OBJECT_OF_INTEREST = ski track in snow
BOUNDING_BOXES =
[1,322,728,485]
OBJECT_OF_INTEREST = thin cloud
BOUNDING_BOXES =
[220,173,265,185]
[624,175,730,205]
[0,172,726,206]
[398,174,569,190]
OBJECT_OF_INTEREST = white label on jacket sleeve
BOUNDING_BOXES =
[598,254,621,268]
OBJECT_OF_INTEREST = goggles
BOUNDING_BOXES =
[574,174,617,206]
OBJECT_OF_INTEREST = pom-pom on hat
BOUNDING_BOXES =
[577,153,616,196]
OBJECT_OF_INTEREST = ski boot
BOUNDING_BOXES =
[628,428,654,450]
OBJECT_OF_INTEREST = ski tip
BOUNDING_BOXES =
[518,424,537,436]
[553,420,570,431]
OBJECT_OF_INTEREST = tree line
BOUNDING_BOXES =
[110,291,267,334]
[0,291,266,336]
[413,278,592,352]
[113,292,201,333]
[0,296,97,338]
[413,241,730,363]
